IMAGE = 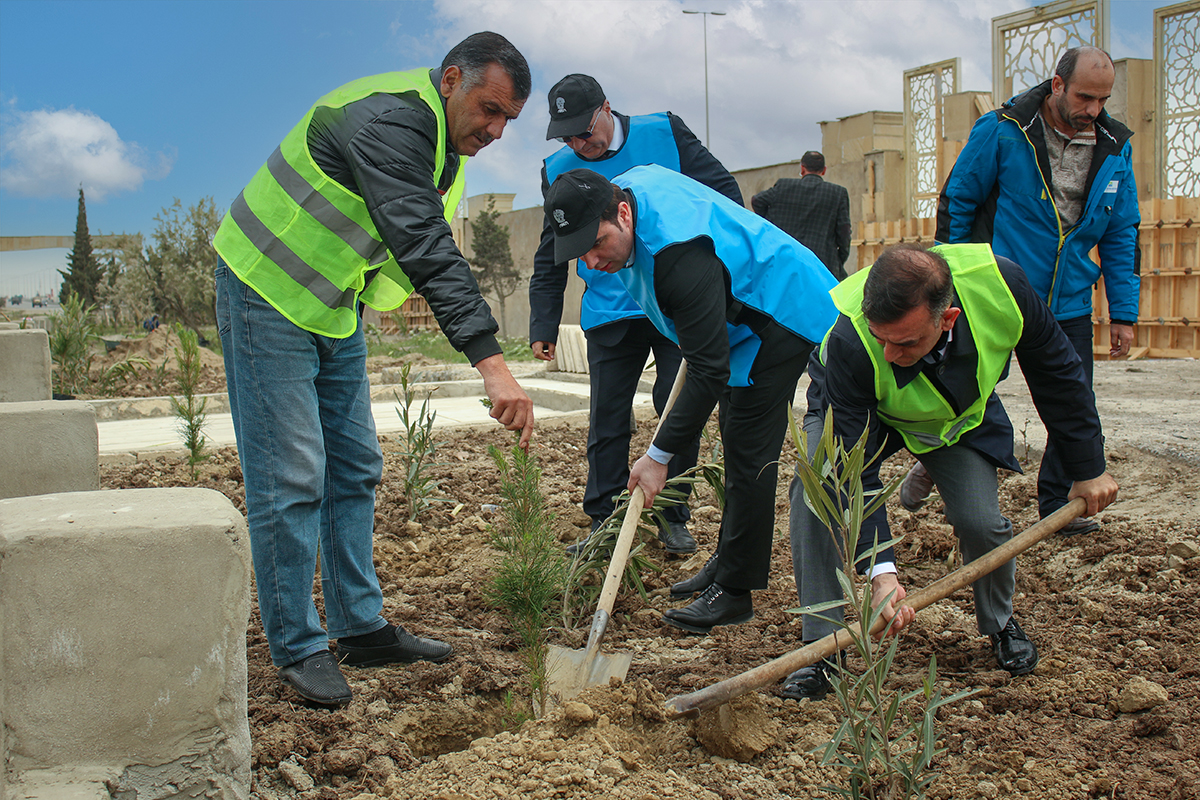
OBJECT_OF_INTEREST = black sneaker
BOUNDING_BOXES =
[336,625,453,667]
[663,582,753,634]
[279,650,352,706]
[780,652,844,702]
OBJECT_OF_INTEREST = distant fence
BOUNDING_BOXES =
[852,197,1200,360]
[379,294,441,334]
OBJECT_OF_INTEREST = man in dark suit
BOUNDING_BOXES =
[751,151,851,281]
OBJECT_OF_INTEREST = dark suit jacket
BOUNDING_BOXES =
[751,173,851,280]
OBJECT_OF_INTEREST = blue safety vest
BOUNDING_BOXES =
[544,113,680,330]
[614,164,839,386]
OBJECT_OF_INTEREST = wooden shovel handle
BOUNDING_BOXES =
[582,360,688,655]
[664,497,1086,718]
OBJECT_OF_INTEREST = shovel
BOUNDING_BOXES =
[664,497,1088,718]
[547,359,689,702]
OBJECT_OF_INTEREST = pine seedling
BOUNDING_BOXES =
[484,443,566,715]
[169,324,209,480]
[788,409,977,800]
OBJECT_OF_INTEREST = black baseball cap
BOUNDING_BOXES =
[545,74,605,140]
[545,169,613,262]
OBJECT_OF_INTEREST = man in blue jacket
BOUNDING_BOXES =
[930,46,1139,535]
[545,165,838,634]
[529,74,744,556]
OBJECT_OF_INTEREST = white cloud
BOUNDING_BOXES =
[0,106,175,200]
[419,0,1025,210]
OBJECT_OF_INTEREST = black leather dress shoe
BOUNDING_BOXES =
[566,518,605,557]
[1059,517,1100,536]
[780,652,844,701]
[336,625,453,667]
[991,616,1038,675]
[279,650,352,706]
[663,582,753,634]
[658,520,697,555]
[670,552,718,599]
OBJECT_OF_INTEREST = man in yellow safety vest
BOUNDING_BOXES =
[213,31,533,707]
[784,242,1118,701]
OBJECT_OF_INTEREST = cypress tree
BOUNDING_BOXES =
[59,187,101,307]
[468,195,520,325]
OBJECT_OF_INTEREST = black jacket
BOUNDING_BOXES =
[806,256,1106,566]
[527,111,743,347]
[751,173,851,280]
[307,70,500,365]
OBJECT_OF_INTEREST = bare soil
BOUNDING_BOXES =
[99,357,1200,800]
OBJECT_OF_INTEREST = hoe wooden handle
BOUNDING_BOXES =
[664,497,1087,718]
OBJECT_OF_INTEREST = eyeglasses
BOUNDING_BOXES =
[557,108,603,144]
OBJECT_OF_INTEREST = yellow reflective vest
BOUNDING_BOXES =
[213,68,467,338]
[828,244,1023,453]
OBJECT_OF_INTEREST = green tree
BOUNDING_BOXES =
[103,198,220,330]
[59,187,102,307]
[468,195,520,327]
[143,197,221,329]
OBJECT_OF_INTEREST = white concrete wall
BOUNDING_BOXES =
[0,488,252,799]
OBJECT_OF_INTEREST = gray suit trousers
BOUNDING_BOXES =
[789,415,1016,642]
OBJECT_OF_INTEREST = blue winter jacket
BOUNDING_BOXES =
[937,80,1140,324]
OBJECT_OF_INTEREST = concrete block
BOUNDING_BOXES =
[556,325,589,374]
[0,401,98,500]
[0,329,52,402]
[0,488,251,800]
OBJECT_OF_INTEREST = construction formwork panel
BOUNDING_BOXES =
[1093,197,1200,359]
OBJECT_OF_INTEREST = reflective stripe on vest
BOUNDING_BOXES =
[543,113,680,330]
[828,243,1024,453]
[612,164,839,386]
[213,68,465,338]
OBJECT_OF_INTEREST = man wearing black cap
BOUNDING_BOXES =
[530,74,744,558]
[545,164,839,634]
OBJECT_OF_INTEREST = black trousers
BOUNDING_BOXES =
[713,331,814,591]
[1038,315,1096,517]
[584,318,700,524]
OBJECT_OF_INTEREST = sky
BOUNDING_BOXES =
[0,0,1163,298]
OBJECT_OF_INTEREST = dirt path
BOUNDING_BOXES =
[100,357,1199,800]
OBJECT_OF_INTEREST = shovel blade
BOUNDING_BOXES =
[546,644,633,703]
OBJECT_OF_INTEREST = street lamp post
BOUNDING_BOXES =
[682,9,725,149]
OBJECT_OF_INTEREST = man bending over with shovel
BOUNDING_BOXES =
[545,165,839,635]
[785,242,1118,701]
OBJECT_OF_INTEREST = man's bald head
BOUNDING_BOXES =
[1055,46,1114,88]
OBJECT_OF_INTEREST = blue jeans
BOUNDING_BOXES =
[215,262,387,666]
